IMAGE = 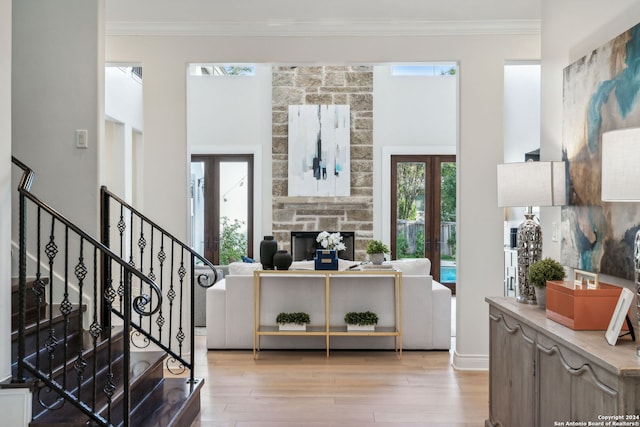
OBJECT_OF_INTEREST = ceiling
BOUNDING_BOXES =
[105,0,542,36]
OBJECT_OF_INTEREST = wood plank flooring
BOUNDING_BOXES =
[189,336,488,427]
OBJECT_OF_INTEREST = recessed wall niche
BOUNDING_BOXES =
[271,65,374,261]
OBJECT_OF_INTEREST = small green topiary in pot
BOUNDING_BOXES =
[344,311,379,326]
[527,257,566,288]
[276,312,311,325]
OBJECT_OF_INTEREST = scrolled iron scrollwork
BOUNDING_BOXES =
[130,329,151,349]
[37,386,65,411]
[165,356,187,375]
[132,286,162,317]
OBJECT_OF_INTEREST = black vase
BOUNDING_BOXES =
[260,236,277,270]
[273,250,293,270]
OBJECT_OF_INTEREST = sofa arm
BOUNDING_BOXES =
[431,280,452,349]
[206,279,227,349]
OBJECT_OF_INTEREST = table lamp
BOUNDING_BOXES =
[497,161,566,304]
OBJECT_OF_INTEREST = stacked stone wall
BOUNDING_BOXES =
[271,66,374,261]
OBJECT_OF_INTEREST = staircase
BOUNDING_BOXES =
[8,157,217,426]
[10,279,203,427]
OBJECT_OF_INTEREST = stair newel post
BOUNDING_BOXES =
[123,269,132,427]
[189,255,196,387]
[100,186,111,330]
[15,188,27,383]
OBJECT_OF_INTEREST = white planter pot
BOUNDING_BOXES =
[278,323,307,331]
[347,324,376,332]
[369,253,385,265]
[534,287,547,309]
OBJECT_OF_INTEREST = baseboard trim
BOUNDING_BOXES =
[451,350,489,371]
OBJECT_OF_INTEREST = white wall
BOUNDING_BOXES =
[1,0,12,383]
[105,66,143,202]
[540,0,640,283]
[374,66,457,147]
[107,32,539,369]
[12,0,104,235]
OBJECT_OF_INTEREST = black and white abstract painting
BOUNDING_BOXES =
[288,105,350,197]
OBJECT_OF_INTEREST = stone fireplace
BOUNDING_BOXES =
[271,65,374,262]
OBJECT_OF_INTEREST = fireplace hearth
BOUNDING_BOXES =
[290,231,355,261]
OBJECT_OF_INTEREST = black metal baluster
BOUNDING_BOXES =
[118,205,126,311]
[89,247,101,413]
[60,227,72,394]
[129,210,135,269]
[168,241,175,351]
[103,257,117,425]
[148,226,155,337]
[155,235,166,339]
[45,218,59,381]
[177,250,186,358]
[32,206,45,374]
[189,254,196,386]
[123,269,132,427]
[74,238,88,401]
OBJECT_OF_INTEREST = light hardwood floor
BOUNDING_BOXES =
[189,335,489,427]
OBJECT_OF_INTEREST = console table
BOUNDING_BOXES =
[253,269,402,358]
[486,297,640,427]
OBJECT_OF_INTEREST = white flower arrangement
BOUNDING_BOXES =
[316,231,346,252]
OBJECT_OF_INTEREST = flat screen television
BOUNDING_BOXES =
[290,231,355,261]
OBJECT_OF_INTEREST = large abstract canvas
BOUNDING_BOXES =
[562,23,640,280]
[288,105,350,197]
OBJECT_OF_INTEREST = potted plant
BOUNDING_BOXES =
[344,310,379,331]
[276,312,311,331]
[366,240,390,265]
[527,257,566,308]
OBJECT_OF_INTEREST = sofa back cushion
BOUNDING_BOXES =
[388,258,431,275]
[228,261,262,276]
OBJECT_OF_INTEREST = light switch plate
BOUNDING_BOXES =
[76,129,88,149]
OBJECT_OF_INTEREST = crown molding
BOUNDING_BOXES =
[106,19,540,37]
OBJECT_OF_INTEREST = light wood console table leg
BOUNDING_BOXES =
[326,274,330,358]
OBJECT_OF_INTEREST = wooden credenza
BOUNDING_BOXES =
[486,297,640,427]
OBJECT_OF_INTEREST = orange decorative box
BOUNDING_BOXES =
[546,280,628,330]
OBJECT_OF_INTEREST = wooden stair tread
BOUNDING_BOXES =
[129,377,204,427]
[30,351,168,426]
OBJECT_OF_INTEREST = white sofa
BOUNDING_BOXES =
[206,258,451,350]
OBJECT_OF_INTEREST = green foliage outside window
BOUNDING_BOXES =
[219,216,247,265]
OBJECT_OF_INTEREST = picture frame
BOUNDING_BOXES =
[605,288,634,346]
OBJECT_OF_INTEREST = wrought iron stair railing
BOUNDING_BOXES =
[99,186,220,377]
[12,157,216,426]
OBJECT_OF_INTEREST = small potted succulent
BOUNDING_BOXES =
[276,312,311,331]
[366,240,390,265]
[527,257,566,308]
[344,310,379,331]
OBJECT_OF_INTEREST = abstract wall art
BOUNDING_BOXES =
[288,105,350,197]
[562,23,640,280]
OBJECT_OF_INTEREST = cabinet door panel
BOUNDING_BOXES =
[537,344,618,423]
[489,311,536,426]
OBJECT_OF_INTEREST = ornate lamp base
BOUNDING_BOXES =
[517,213,543,304]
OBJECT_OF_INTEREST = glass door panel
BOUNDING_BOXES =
[191,155,253,265]
[395,162,428,259]
[218,161,249,265]
[439,161,457,288]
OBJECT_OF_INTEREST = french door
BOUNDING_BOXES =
[190,154,254,265]
[391,155,456,291]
